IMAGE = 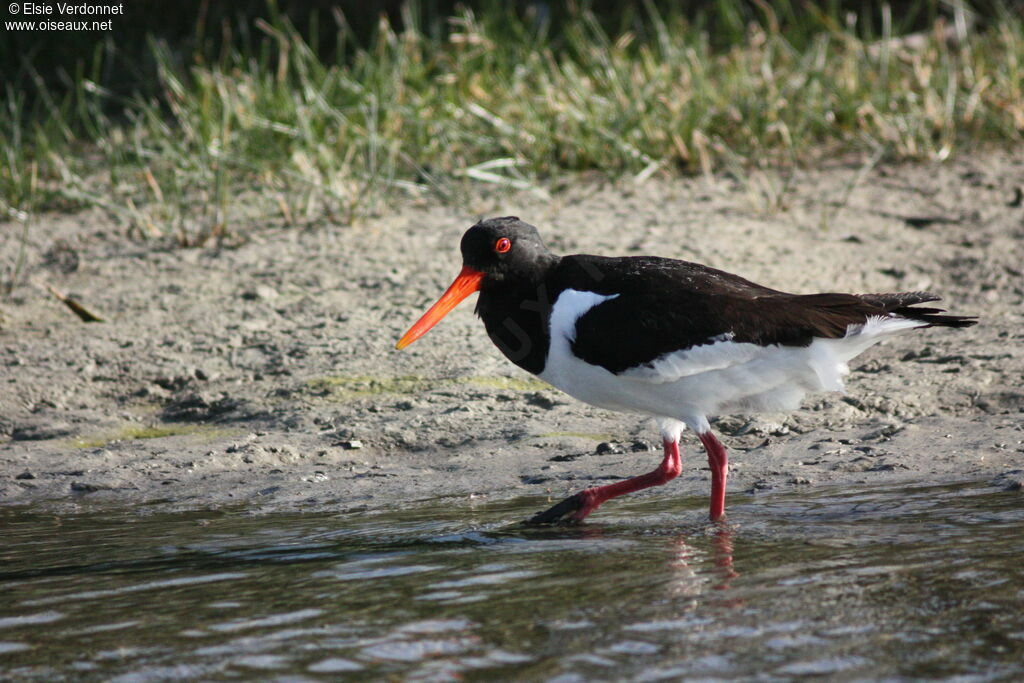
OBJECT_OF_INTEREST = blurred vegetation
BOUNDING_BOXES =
[2,0,1023,246]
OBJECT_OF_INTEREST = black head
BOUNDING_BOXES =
[460,217,557,284]
[395,216,557,350]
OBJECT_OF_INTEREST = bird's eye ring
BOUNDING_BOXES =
[495,237,512,254]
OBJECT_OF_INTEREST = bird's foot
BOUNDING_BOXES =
[524,490,598,526]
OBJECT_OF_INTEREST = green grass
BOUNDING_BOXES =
[2,1,1023,256]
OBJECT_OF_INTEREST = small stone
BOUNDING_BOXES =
[791,477,812,485]
[162,392,243,422]
[152,375,191,391]
[595,442,623,455]
[868,462,909,472]
[15,471,35,480]
[1008,186,1023,207]
[71,482,111,493]
[258,486,282,496]
[526,392,558,409]
[242,285,279,301]
[338,440,363,450]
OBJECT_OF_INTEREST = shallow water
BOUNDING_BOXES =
[1,481,1022,681]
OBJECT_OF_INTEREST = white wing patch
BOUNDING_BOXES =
[546,289,619,345]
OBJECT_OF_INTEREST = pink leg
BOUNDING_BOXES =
[527,438,682,524]
[697,430,729,521]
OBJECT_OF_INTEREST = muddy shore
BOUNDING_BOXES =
[2,156,1023,516]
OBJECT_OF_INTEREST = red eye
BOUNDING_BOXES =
[495,237,511,254]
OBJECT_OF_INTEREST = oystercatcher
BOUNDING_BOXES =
[396,217,976,523]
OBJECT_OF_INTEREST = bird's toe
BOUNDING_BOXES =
[524,492,586,526]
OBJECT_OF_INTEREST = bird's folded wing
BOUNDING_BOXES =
[569,290,872,381]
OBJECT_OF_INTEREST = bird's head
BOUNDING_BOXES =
[396,216,554,349]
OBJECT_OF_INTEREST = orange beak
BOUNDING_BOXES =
[396,266,485,350]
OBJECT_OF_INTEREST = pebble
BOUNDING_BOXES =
[864,423,905,440]
[70,482,112,493]
[868,462,909,471]
[735,420,789,436]
[242,285,279,301]
[15,471,35,480]
[526,392,558,409]
[162,392,243,422]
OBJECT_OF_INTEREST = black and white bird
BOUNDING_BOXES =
[396,217,976,523]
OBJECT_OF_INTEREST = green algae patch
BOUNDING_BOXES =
[70,423,231,449]
[461,376,550,392]
[305,373,550,401]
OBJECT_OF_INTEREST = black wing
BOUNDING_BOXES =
[555,255,973,375]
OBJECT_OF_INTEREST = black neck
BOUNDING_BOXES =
[475,258,559,375]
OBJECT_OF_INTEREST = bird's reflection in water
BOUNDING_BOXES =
[667,526,740,600]
[711,526,739,590]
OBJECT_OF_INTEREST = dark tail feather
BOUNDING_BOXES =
[892,306,978,328]
[857,291,977,329]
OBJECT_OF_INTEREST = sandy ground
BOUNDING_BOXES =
[2,155,1023,517]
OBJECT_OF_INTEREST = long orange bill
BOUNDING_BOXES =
[396,266,485,350]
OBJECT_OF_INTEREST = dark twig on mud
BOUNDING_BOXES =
[33,279,105,323]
